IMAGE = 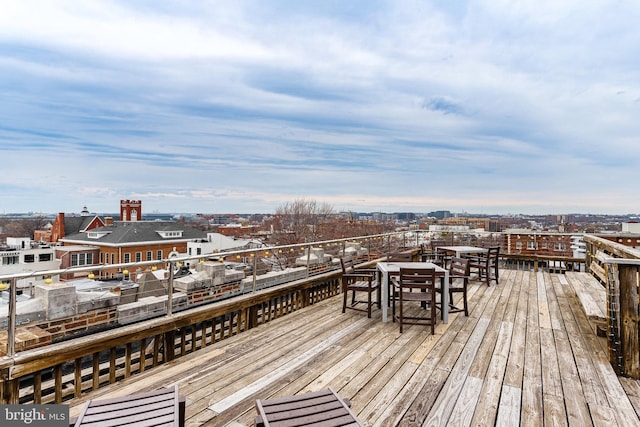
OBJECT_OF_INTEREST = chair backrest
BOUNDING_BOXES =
[398,267,437,291]
[430,239,447,250]
[487,246,500,263]
[387,252,413,262]
[340,256,355,274]
[449,257,470,277]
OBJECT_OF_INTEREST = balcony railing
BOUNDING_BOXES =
[585,234,640,377]
[0,230,598,404]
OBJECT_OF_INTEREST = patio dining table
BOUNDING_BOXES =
[376,261,450,324]
[437,245,487,258]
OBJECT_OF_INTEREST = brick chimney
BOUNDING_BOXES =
[104,216,114,226]
[51,212,65,242]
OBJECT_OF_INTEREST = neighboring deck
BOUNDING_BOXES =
[67,269,640,426]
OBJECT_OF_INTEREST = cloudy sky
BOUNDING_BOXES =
[1,1,639,216]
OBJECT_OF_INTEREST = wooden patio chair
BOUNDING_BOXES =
[386,252,413,262]
[71,385,185,427]
[468,245,500,285]
[436,257,471,316]
[340,256,380,318]
[419,239,450,267]
[384,252,414,306]
[255,388,365,427]
[391,267,438,334]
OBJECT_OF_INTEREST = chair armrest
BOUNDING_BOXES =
[343,272,373,281]
[354,267,377,274]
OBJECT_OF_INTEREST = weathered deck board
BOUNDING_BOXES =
[66,269,640,426]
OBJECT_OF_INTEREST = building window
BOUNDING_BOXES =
[554,242,566,251]
[516,242,522,250]
[24,254,35,263]
[39,253,52,262]
[146,251,152,261]
[124,253,130,263]
[70,252,93,266]
[527,241,537,250]
[111,253,115,264]
[135,252,142,262]
[157,250,162,260]
[2,255,19,265]
[197,248,202,255]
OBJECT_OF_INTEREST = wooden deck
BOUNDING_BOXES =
[67,269,640,426]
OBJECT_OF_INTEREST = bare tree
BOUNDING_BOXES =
[267,199,396,244]
[269,199,335,244]
[1,218,51,240]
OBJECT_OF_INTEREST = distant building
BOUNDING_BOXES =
[55,200,207,280]
[60,220,206,280]
[187,233,264,257]
[428,211,452,220]
[622,221,640,234]
[0,238,57,292]
[502,230,574,257]
[48,209,106,243]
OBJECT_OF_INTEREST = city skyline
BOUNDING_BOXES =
[1,1,639,216]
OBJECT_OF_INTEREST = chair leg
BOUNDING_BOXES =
[399,293,403,333]
[342,285,348,313]
[430,296,435,335]
[367,290,372,318]
[392,287,396,323]
[464,288,469,316]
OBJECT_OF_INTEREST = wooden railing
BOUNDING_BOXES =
[499,253,585,273]
[585,235,640,378]
[0,231,406,404]
[0,270,341,404]
[0,230,613,403]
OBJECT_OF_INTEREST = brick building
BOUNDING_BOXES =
[502,230,574,257]
[57,200,206,279]
[35,206,105,243]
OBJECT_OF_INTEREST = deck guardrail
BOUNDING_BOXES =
[584,235,640,378]
[0,232,416,404]
[0,230,592,403]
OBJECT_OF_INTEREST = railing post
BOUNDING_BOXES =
[167,262,174,316]
[8,278,17,356]
[305,244,311,277]
[619,263,640,377]
[253,251,258,291]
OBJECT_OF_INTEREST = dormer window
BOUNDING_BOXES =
[157,230,183,238]
[87,231,111,239]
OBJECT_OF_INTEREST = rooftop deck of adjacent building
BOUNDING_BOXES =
[63,268,640,427]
